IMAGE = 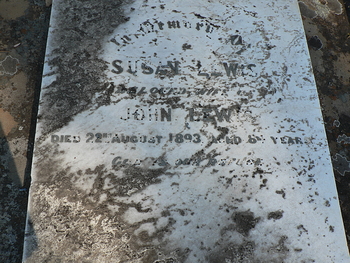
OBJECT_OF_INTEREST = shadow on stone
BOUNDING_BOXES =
[0,123,32,262]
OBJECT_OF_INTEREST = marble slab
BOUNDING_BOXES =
[23,0,349,262]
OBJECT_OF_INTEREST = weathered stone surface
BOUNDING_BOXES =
[23,0,349,262]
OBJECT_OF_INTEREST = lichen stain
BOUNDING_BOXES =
[268,235,289,254]
[268,210,284,220]
[206,241,256,263]
[112,165,167,197]
[27,157,177,262]
[232,210,260,237]
[0,55,20,75]
[206,235,291,263]
[299,0,343,19]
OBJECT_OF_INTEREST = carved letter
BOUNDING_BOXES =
[161,108,171,122]
[112,60,123,74]
[214,108,232,122]
[223,62,238,77]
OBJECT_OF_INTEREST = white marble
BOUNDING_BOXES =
[23,0,349,262]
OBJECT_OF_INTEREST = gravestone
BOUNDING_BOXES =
[23,0,349,262]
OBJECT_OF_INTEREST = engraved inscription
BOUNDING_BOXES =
[51,133,305,146]
[111,59,257,78]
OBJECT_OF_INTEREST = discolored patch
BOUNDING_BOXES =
[232,210,260,237]
[0,109,17,136]
[207,241,256,263]
[0,56,19,75]
[268,210,284,220]
[0,0,29,20]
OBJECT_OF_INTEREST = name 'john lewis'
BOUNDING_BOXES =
[121,107,233,122]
